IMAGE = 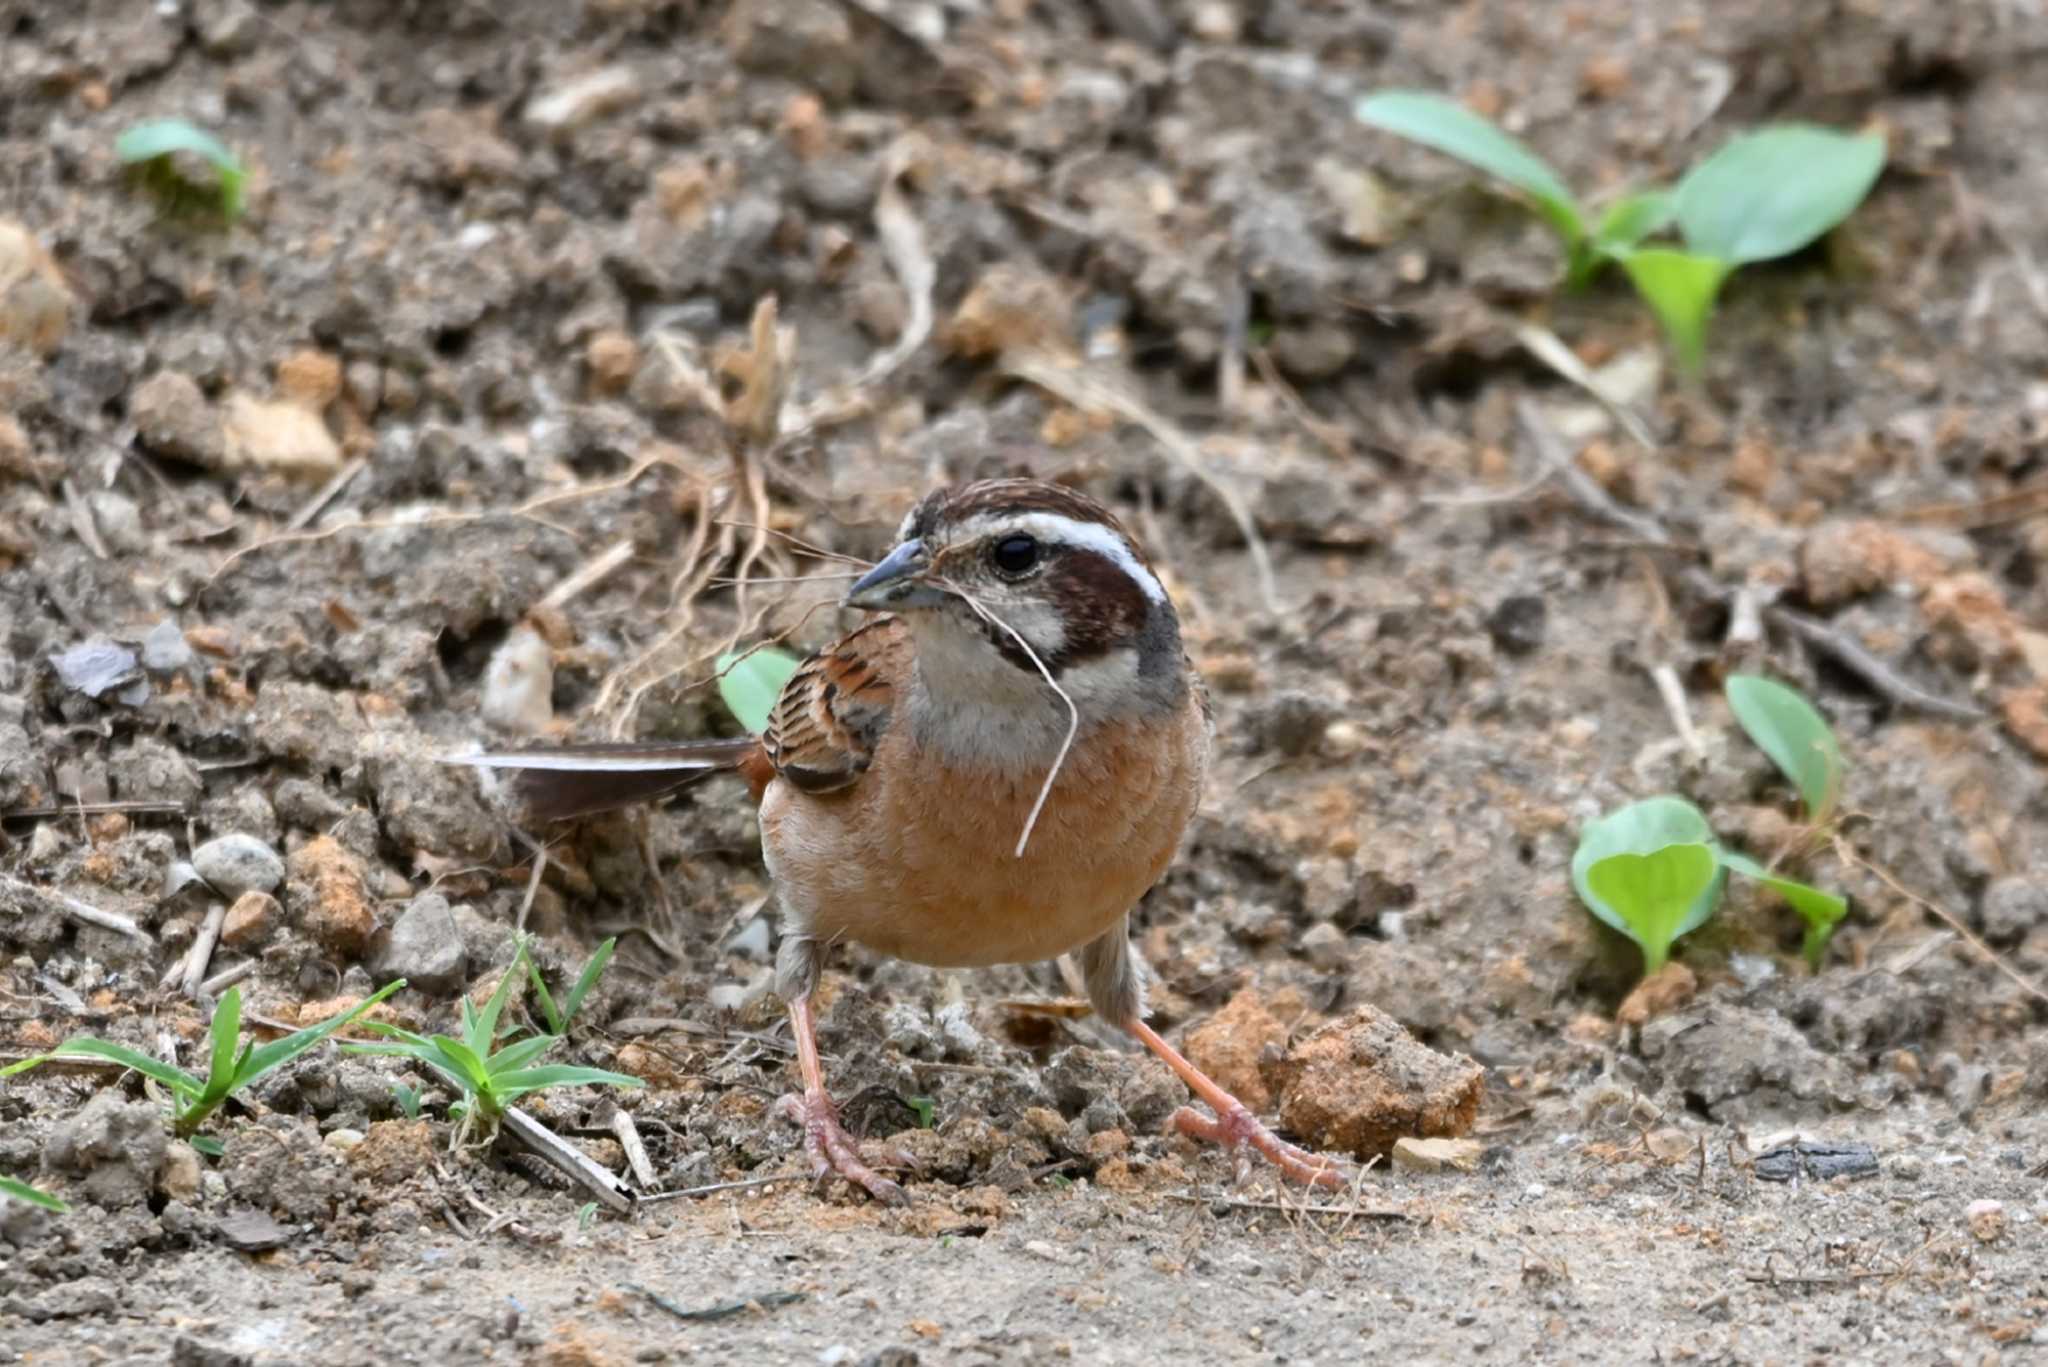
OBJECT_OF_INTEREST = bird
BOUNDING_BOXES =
[456,477,1353,1202]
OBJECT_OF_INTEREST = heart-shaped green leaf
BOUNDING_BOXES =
[1674,125,1885,266]
[1585,843,1721,973]
[1725,674,1843,825]
[1617,247,1730,377]
[1354,90,1585,253]
[716,646,803,736]
[1572,797,1727,970]
[1719,849,1849,969]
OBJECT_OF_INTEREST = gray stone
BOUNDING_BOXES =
[47,1090,167,1208]
[377,892,468,994]
[192,833,285,899]
[1981,875,2048,946]
[130,370,224,468]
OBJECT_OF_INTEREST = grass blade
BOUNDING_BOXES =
[489,1064,645,1101]
[555,937,616,1032]
[0,1174,67,1212]
[474,948,526,1053]
[483,1034,557,1078]
[1,1038,202,1099]
[207,987,243,1094]
[230,979,405,1090]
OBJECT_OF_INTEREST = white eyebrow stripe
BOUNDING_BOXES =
[954,511,1166,604]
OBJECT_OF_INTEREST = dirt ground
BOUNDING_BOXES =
[5,1,2048,1363]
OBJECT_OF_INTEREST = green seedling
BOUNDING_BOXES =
[716,646,804,735]
[1725,674,1844,828]
[1572,797,1725,973]
[1574,674,1852,977]
[526,935,617,1037]
[0,1174,67,1213]
[115,119,247,221]
[1355,92,1885,374]
[905,1094,936,1129]
[345,940,640,1138]
[2,981,403,1154]
[392,1082,423,1120]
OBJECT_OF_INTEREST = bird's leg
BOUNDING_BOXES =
[1079,922,1354,1189]
[1124,1017,1357,1189]
[770,935,911,1204]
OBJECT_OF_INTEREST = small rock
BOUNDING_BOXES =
[51,638,143,700]
[1799,520,1947,608]
[220,393,342,478]
[1753,1139,1879,1183]
[274,348,343,410]
[1885,1152,1924,1181]
[0,219,74,355]
[140,619,194,674]
[1486,595,1547,656]
[1184,988,1288,1112]
[524,65,642,134]
[47,1091,168,1208]
[585,330,638,396]
[376,892,468,994]
[1390,1136,1482,1173]
[1270,319,1355,380]
[323,1128,364,1152]
[1299,921,1351,970]
[192,833,285,899]
[220,890,282,949]
[1261,1004,1484,1160]
[217,1206,297,1252]
[1644,1127,1695,1163]
[1967,1198,2006,1242]
[1981,875,2048,946]
[1616,961,1697,1029]
[479,624,553,735]
[130,371,226,467]
[285,835,377,954]
[87,491,147,554]
[157,1141,202,1202]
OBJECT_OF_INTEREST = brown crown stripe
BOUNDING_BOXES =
[913,480,1148,562]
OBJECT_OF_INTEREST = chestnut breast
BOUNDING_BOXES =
[760,689,1207,969]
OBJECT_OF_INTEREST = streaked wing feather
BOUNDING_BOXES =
[764,619,903,794]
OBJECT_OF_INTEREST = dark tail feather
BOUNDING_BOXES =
[446,738,757,823]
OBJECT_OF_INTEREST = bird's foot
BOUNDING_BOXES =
[1167,1102,1357,1189]
[773,1088,913,1205]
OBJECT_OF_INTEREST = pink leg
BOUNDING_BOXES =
[1126,1018,1357,1189]
[773,995,912,1205]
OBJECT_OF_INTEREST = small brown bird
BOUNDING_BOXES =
[461,478,1351,1200]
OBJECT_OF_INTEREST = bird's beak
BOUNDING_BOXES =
[845,540,953,611]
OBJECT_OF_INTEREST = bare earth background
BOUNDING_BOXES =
[4,1,2048,1363]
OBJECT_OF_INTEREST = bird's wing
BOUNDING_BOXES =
[762,618,905,794]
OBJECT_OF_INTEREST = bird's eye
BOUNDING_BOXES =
[990,533,1040,576]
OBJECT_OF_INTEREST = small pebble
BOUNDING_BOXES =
[1966,1198,2006,1242]
[192,833,286,899]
